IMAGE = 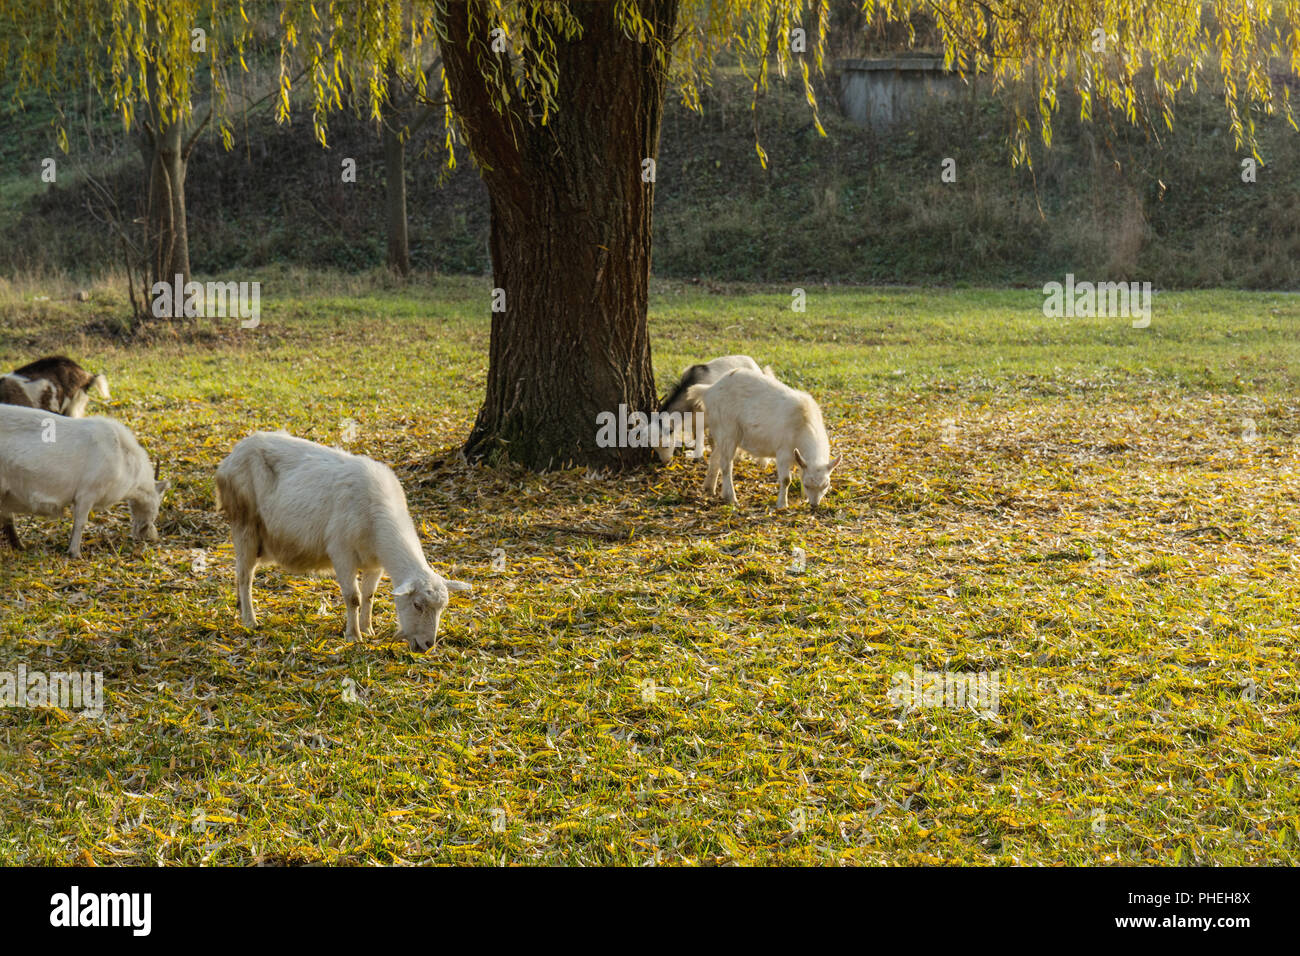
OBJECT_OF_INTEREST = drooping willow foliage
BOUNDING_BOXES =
[871,0,1300,163]
[0,0,260,151]
[2,1,1298,165]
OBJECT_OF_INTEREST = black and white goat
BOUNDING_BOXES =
[656,354,774,464]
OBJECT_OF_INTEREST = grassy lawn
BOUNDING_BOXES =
[1,272,1298,865]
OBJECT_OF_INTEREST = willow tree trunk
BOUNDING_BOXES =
[441,0,678,471]
[140,119,191,292]
[384,67,411,276]
[138,15,193,299]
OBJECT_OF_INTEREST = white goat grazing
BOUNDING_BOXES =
[656,355,775,464]
[0,404,168,555]
[684,368,841,509]
[214,432,470,652]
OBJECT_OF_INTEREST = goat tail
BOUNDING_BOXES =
[90,374,110,399]
[214,469,246,523]
[214,461,266,537]
[761,365,775,378]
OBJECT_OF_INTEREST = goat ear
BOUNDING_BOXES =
[156,479,172,495]
[828,455,842,471]
[446,579,472,593]
[793,448,808,469]
[393,581,414,596]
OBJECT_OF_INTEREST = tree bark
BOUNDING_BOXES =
[139,118,191,292]
[136,6,194,300]
[384,66,412,276]
[441,0,679,471]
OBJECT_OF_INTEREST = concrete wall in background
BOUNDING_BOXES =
[837,58,970,132]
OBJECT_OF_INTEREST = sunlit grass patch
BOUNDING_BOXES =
[1,276,1298,865]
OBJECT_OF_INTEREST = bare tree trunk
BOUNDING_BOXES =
[139,118,191,292]
[137,12,201,306]
[441,0,678,471]
[384,66,412,277]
